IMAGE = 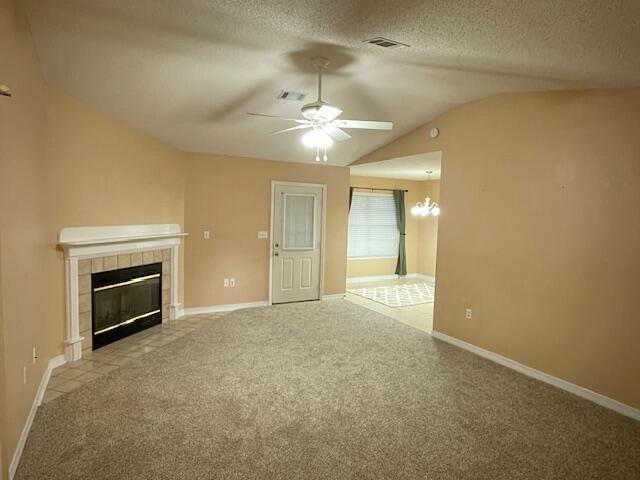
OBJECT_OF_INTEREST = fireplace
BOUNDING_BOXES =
[91,263,162,349]
[59,224,185,361]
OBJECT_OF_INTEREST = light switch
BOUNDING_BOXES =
[203,231,210,240]
[258,231,269,239]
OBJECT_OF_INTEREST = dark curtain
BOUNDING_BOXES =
[349,187,354,211]
[393,190,407,276]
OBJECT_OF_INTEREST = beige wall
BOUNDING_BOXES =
[347,176,428,278]
[0,266,4,478]
[184,154,349,308]
[44,88,186,354]
[0,1,187,467]
[417,180,440,277]
[357,88,640,409]
[0,245,4,478]
[0,0,50,473]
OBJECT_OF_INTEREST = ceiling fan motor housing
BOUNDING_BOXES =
[301,100,328,120]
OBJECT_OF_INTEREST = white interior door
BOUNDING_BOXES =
[271,183,323,304]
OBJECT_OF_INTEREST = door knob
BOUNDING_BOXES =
[274,251,279,256]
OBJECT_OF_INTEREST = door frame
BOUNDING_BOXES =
[269,180,327,305]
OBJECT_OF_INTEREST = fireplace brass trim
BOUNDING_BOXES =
[94,309,161,335]
[93,273,160,292]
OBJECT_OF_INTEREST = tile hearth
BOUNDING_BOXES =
[43,313,226,403]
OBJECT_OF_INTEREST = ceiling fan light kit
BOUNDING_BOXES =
[301,128,333,162]
[302,129,333,149]
[248,57,394,163]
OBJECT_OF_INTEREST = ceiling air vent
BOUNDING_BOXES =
[364,37,409,49]
[277,90,308,102]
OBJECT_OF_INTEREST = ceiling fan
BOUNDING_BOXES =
[248,57,394,162]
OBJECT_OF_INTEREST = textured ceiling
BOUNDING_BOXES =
[23,0,640,166]
[350,152,442,181]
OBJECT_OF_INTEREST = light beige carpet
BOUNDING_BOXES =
[16,300,640,479]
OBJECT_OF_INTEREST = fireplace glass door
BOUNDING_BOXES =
[92,263,162,349]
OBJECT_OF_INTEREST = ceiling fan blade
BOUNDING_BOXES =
[331,119,394,130]
[324,126,351,141]
[271,125,312,135]
[248,112,311,124]
[317,105,342,121]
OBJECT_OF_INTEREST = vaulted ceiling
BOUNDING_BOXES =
[24,0,640,166]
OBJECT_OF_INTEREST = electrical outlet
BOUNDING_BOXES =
[465,308,473,319]
[32,346,38,365]
[229,278,235,287]
[23,366,27,385]
[223,278,229,287]
[203,230,210,240]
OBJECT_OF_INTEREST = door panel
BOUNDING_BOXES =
[272,184,323,304]
[300,257,312,289]
[281,258,294,290]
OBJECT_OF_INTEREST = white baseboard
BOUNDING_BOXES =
[416,274,436,283]
[347,273,435,285]
[347,274,400,284]
[178,293,344,318]
[9,354,66,479]
[182,295,346,315]
[322,294,345,301]
[431,331,640,422]
[181,301,269,316]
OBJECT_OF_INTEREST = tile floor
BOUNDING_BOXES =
[345,277,434,333]
[43,313,227,403]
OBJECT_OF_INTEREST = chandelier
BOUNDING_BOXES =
[411,170,440,217]
[411,197,440,217]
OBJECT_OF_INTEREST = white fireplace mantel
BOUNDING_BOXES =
[58,224,187,361]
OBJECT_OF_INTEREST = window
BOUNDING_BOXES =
[283,194,315,250]
[348,192,398,258]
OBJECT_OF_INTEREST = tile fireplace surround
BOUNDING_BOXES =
[58,224,187,362]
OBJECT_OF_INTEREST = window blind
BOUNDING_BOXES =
[347,192,399,258]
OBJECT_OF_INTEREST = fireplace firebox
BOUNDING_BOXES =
[92,263,162,349]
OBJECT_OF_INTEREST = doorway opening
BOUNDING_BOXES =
[345,151,441,332]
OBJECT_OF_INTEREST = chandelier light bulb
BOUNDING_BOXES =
[411,205,420,216]
[302,129,333,149]
[431,206,440,216]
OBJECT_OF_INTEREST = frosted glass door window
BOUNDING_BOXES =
[283,194,315,249]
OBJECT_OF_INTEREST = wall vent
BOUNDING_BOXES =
[363,37,409,49]
[277,90,308,101]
